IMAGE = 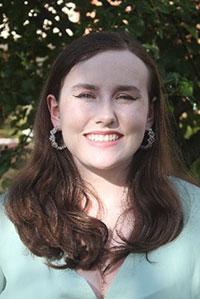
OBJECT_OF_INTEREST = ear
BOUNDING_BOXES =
[145,102,154,130]
[47,94,61,128]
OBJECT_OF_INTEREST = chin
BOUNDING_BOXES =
[73,154,133,173]
[84,159,130,172]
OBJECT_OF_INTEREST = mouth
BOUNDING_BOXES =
[84,131,123,143]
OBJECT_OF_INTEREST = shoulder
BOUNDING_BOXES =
[0,194,9,293]
[170,176,200,199]
[0,193,14,249]
[169,177,200,244]
[0,194,8,232]
[0,193,22,249]
[170,176,200,212]
[0,194,11,236]
[170,176,200,245]
[163,178,200,297]
[0,193,23,256]
[0,193,6,210]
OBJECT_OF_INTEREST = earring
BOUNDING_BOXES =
[49,127,67,150]
[141,128,155,149]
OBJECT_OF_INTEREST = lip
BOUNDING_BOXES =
[83,130,124,148]
[83,130,124,137]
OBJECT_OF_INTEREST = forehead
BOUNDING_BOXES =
[62,50,150,91]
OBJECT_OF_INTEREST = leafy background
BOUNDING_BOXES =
[0,0,200,192]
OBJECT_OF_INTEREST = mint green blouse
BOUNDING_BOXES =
[0,178,200,299]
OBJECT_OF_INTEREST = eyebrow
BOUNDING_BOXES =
[114,85,141,94]
[71,83,141,94]
[71,84,99,91]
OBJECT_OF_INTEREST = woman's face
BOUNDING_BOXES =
[48,50,153,175]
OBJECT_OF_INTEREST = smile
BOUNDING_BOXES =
[86,134,120,142]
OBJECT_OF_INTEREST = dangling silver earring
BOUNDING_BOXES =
[49,127,67,150]
[141,128,155,149]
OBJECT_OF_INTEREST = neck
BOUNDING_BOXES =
[78,167,131,227]
[76,166,134,249]
[78,162,130,188]
[83,169,128,204]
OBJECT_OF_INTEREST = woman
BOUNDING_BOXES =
[0,31,200,299]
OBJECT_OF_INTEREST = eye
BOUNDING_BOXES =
[116,94,139,101]
[74,93,96,99]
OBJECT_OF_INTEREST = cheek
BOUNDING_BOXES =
[123,106,149,131]
[59,104,92,133]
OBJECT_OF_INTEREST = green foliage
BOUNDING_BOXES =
[0,0,200,191]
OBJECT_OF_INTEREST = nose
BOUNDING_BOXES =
[94,99,118,126]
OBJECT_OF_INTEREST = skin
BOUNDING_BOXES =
[47,50,153,184]
[47,50,154,297]
[47,48,154,232]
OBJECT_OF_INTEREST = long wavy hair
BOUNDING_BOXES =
[6,31,185,271]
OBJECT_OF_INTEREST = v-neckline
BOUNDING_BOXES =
[75,254,132,299]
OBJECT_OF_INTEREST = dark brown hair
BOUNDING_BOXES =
[6,31,185,270]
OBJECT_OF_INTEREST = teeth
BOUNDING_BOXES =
[87,134,120,142]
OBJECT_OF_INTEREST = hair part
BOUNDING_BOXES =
[6,31,185,271]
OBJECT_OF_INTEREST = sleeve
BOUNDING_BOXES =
[170,178,200,298]
[193,258,200,299]
[177,180,200,299]
[191,186,200,299]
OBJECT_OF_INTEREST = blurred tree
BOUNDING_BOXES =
[0,0,199,191]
